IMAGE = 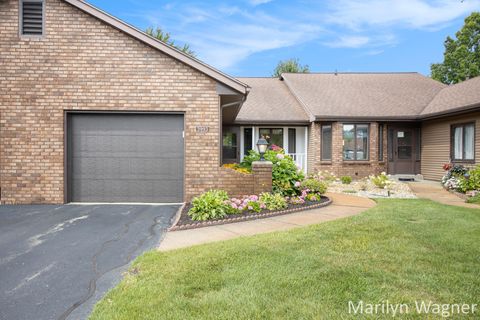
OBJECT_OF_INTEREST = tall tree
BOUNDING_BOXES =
[146,27,195,57]
[431,12,480,84]
[272,58,310,77]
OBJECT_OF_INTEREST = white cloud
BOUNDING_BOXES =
[130,0,480,71]
[324,35,370,48]
[249,0,274,6]
[138,6,321,70]
[326,0,480,30]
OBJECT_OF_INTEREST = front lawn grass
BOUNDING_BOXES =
[90,199,480,319]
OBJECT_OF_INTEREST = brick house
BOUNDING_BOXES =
[1,0,480,204]
[232,74,480,181]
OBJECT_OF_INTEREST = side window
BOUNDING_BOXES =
[451,123,475,161]
[321,124,332,161]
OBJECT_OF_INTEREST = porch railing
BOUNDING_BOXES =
[287,153,307,173]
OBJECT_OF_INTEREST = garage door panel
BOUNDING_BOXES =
[72,158,183,179]
[76,134,182,155]
[68,114,184,203]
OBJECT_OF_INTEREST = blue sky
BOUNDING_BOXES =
[88,0,480,77]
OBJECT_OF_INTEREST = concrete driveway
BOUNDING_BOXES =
[0,204,179,320]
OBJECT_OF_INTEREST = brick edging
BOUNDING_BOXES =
[169,197,333,231]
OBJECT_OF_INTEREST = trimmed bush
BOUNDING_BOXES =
[259,193,288,211]
[457,165,480,193]
[188,190,237,221]
[340,176,352,184]
[300,178,327,195]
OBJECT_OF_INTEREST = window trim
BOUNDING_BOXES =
[320,124,332,161]
[342,123,370,161]
[19,0,45,38]
[450,122,475,163]
[258,127,284,148]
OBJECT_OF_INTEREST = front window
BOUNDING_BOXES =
[343,124,369,160]
[451,123,475,161]
[259,128,283,148]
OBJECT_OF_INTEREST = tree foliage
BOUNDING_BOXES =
[272,58,310,77]
[145,26,195,57]
[431,12,480,84]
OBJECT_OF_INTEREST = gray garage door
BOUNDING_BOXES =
[67,113,184,203]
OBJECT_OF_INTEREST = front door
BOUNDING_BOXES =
[389,127,417,174]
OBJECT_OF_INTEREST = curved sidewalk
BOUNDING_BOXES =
[408,180,480,209]
[158,193,376,251]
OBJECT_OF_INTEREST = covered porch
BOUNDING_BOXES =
[222,125,308,172]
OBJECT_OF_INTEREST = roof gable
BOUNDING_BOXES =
[235,77,310,124]
[62,0,248,95]
[421,76,480,117]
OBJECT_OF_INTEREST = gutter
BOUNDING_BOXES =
[313,103,480,122]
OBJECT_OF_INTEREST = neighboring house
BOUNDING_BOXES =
[1,0,479,205]
[229,74,480,181]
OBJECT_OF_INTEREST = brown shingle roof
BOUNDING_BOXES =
[282,73,446,119]
[235,77,310,123]
[421,76,480,116]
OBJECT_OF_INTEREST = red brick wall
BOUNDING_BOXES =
[215,163,273,198]
[308,122,387,179]
[0,0,226,203]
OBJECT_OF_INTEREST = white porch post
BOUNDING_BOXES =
[283,127,289,152]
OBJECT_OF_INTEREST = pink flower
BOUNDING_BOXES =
[276,153,285,160]
[294,181,301,187]
[270,144,282,151]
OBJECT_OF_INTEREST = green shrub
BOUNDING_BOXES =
[188,190,237,221]
[369,172,391,189]
[457,166,480,193]
[259,193,288,211]
[241,149,304,196]
[340,176,352,184]
[466,193,480,204]
[300,178,327,195]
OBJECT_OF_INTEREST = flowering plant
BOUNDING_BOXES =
[240,148,304,196]
[443,163,453,171]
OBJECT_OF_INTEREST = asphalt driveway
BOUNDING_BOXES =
[0,204,179,320]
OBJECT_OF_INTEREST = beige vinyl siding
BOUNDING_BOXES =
[421,111,480,180]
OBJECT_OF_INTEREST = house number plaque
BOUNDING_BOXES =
[196,126,209,134]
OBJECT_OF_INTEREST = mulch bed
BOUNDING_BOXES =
[170,196,332,231]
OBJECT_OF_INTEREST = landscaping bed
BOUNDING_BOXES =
[90,199,480,320]
[171,196,332,231]
[316,171,416,199]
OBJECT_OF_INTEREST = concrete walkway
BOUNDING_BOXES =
[408,180,480,209]
[158,193,376,251]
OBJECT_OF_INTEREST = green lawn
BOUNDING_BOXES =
[90,199,480,319]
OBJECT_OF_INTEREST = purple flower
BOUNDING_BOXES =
[248,206,253,210]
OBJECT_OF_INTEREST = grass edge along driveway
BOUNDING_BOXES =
[90,199,480,319]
